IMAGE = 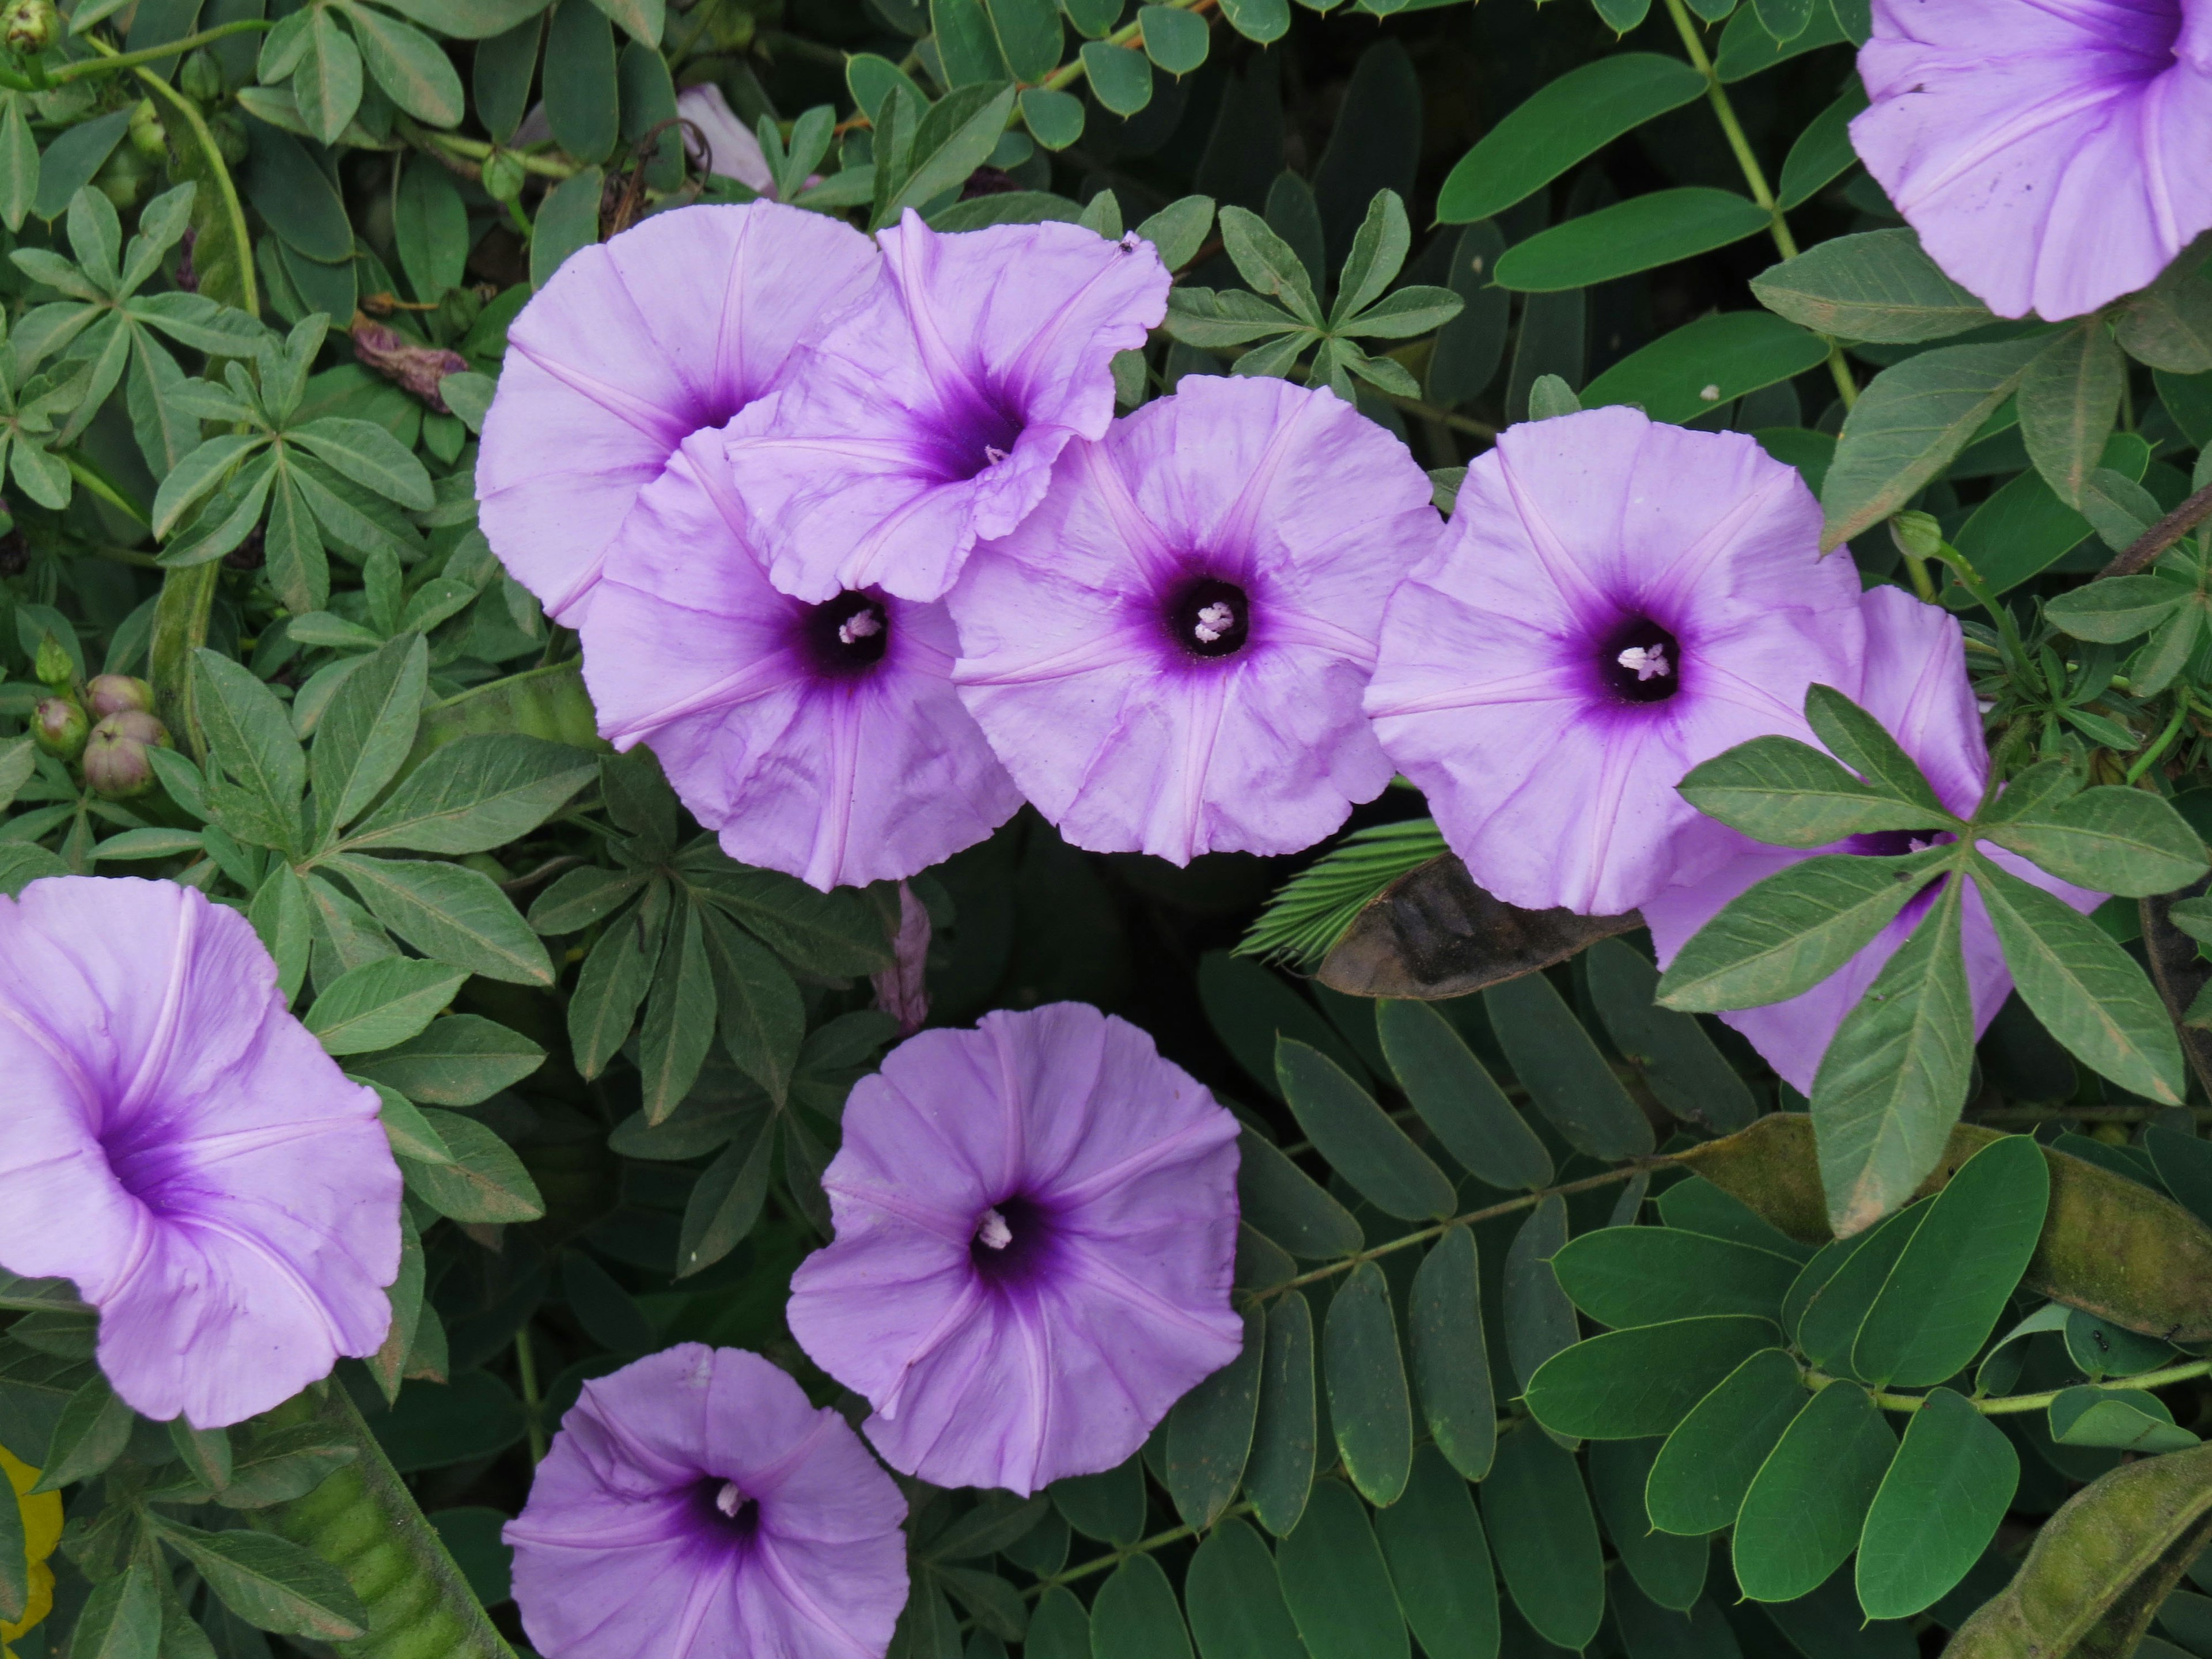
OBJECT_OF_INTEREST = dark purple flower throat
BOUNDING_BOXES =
[1597,615,1681,704]
[801,590,891,677]
[1165,575,1251,660]
[690,1477,764,1550]
[969,1194,1062,1291]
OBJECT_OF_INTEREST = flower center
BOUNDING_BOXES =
[802,590,891,676]
[927,380,1025,483]
[1846,829,1950,857]
[969,1194,1058,1289]
[696,1478,763,1544]
[1597,616,1682,704]
[1166,577,1251,660]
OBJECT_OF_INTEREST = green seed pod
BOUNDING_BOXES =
[82,710,171,800]
[177,48,223,104]
[481,150,526,204]
[32,631,73,690]
[1,0,58,55]
[126,97,165,160]
[1676,1113,2212,1340]
[84,673,154,719]
[30,696,86,763]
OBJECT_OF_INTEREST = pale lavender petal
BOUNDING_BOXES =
[787,1004,1242,1495]
[0,877,398,1428]
[1367,406,1863,916]
[675,83,775,195]
[507,1345,908,1659]
[1850,0,2212,319]
[728,211,1169,603]
[581,426,1021,891]
[951,376,1442,864]
[479,202,878,622]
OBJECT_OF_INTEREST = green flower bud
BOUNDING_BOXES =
[32,631,73,690]
[178,49,223,104]
[31,696,86,763]
[127,97,165,160]
[482,149,527,204]
[1889,509,1944,563]
[85,673,154,719]
[2,0,58,55]
[82,709,170,800]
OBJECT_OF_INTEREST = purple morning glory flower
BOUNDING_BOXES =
[1363,406,1867,917]
[1644,585,2104,1093]
[786,1003,1242,1495]
[0,877,399,1429]
[581,427,1021,891]
[724,210,1170,604]
[948,375,1443,863]
[477,202,878,623]
[1850,0,2212,320]
[505,1344,908,1659]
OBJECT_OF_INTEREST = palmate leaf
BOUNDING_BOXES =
[1237,817,1448,968]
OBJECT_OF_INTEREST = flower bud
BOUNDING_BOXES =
[85,673,154,719]
[178,48,223,104]
[32,632,73,690]
[2,0,58,55]
[82,710,171,800]
[350,317,468,412]
[482,149,526,203]
[127,97,165,160]
[1889,509,1943,563]
[31,696,86,763]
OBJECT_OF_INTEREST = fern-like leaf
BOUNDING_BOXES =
[1236,817,1448,969]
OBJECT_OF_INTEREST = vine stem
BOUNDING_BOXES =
[43,20,272,85]
[516,1323,549,1463]
[1024,1503,1255,1598]
[85,33,259,320]
[1656,0,1858,412]
[2099,479,2212,579]
[1262,1163,1655,1298]
[1807,1358,2212,1415]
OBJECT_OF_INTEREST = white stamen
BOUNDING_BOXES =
[715,1480,747,1517]
[976,1207,1012,1251]
[1908,836,1932,853]
[1616,643,1671,681]
[1194,601,1236,644]
[1698,383,1722,402]
[838,608,883,646]
[983,445,1010,466]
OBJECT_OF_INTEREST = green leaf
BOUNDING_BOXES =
[1248,1293,1319,1537]
[344,735,595,856]
[1237,1129,1363,1259]
[1139,4,1207,71]
[1551,1226,1799,1327]
[1378,998,1551,1190]
[1275,1040,1455,1220]
[332,854,555,986]
[1751,230,1994,343]
[1186,1518,1309,1659]
[1856,1388,2020,1618]
[675,851,893,976]
[1733,1381,1896,1601]
[1677,734,1948,848]
[1656,849,1945,1012]
[1436,54,1706,226]
[1853,1134,2049,1385]
[1018,85,1085,148]
[305,957,467,1056]
[1495,189,1770,291]
[370,1082,453,1165]
[1373,1447,1498,1659]
[1581,310,1830,427]
[1052,1454,1146,1544]
[1028,1588,1090,1659]
[1276,1478,1408,1659]
[1526,1315,1779,1439]
[2118,271,2212,374]
[891,82,1019,219]
[530,166,605,289]
[1092,1555,1194,1659]
[1136,195,1216,269]
[1777,82,1869,209]
[1168,1305,1264,1529]
[699,907,804,1104]
[71,1563,162,1659]
[1811,882,1976,1236]
[1215,0,1287,40]
[150,1520,368,1641]
[1332,190,1411,327]
[1324,1261,1414,1505]
[1484,972,1654,1158]
[1984,787,2209,899]
[1590,1439,1709,1611]
[1081,40,1153,117]
[1972,853,2186,1104]
[2020,319,2125,509]
[400,1111,546,1223]
[1804,684,1952,817]
[1645,1347,1806,1535]
[637,897,717,1123]
[337,1,465,125]
[294,9,365,145]
[1820,336,2043,549]
[289,418,435,511]
[567,889,664,1080]
[1480,1424,1607,1650]
[1218,206,1324,328]
[2081,464,2165,552]
[2050,1387,2200,1453]
[195,646,306,831]
[1409,1225,1497,1482]
[351,1013,546,1105]
[676,1115,775,1276]
[393,157,470,302]
[32,1370,133,1490]
[1585,940,1758,1133]
[309,632,426,836]
[2044,575,2192,643]
[1503,1194,1579,1391]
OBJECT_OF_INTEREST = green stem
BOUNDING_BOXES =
[47,19,273,83]
[87,35,259,320]
[1026,1504,1255,1598]
[1808,1358,2212,1415]
[1262,1164,1653,1298]
[400,119,579,182]
[2127,698,2195,785]
[1657,0,1857,411]
[515,1324,548,1464]
[1376,391,1498,440]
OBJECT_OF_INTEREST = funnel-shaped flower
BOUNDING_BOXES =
[506,1345,908,1659]
[950,376,1441,863]
[1364,406,1866,916]
[786,1003,1242,1495]
[675,82,775,195]
[725,210,1169,603]
[582,427,1020,891]
[478,202,877,623]
[1850,0,2212,320]
[1644,585,2104,1092]
[0,877,399,1427]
